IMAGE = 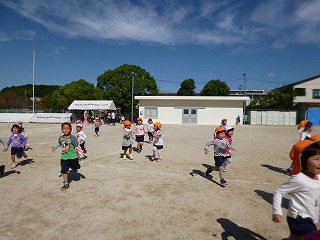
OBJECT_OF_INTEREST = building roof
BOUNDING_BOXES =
[285,74,320,87]
[135,96,249,101]
[68,100,117,110]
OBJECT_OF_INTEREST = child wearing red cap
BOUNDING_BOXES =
[273,139,320,239]
[204,127,231,187]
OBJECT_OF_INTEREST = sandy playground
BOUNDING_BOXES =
[0,122,320,240]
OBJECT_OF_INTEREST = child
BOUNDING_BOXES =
[52,122,81,191]
[273,139,320,239]
[223,125,236,172]
[204,127,230,187]
[3,124,27,169]
[147,118,154,143]
[297,120,308,134]
[134,117,146,153]
[16,121,29,158]
[122,120,133,160]
[76,123,87,160]
[220,119,228,130]
[300,121,313,141]
[93,118,101,137]
[152,122,163,162]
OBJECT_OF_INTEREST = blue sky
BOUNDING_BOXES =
[0,0,320,93]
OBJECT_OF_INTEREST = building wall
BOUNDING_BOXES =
[138,99,244,125]
[294,77,320,103]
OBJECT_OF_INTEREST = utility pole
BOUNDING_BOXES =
[32,50,35,113]
[131,71,135,122]
[243,73,247,124]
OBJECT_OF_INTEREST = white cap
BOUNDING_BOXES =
[225,125,234,131]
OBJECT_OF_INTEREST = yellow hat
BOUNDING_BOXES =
[154,122,162,128]
[290,139,320,175]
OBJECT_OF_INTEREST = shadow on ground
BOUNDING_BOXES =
[190,164,223,187]
[261,164,288,175]
[68,170,86,183]
[217,218,268,240]
[254,190,289,209]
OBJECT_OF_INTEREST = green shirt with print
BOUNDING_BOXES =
[57,135,79,160]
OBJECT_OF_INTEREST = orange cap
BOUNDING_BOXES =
[290,139,319,175]
[297,120,308,130]
[123,120,131,126]
[154,122,162,128]
[215,127,225,133]
[137,117,142,121]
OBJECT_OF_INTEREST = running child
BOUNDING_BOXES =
[122,120,133,160]
[223,125,236,172]
[300,121,313,141]
[152,122,163,162]
[204,127,230,187]
[3,123,27,169]
[93,117,101,137]
[76,123,87,160]
[16,121,29,158]
[134,117,146,153]
[220,119,228,130]
[273,139,320,239]
[52,122,81,191]
[147,118,154,143]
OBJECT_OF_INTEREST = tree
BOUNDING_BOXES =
[177,79,196,96]
[200,79,230,96]
[47,79,96,109]
[97,64,159,116]
[248,86,295,110]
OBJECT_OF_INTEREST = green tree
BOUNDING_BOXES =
[177,78,196,96]
[248,86,295,110]
[97,64,159,116]
[200,79,230,96]
[47,79,96,109]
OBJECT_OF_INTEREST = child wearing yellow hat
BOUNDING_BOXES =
[273,138,320,239]
[152,122,163,162]
[204,126,231,187]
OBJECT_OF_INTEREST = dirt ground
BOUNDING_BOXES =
[0,122,319,240]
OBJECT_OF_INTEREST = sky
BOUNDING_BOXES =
[0,0,320,94]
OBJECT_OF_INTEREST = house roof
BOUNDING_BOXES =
[285,74,320,87]
[135,96,249,101]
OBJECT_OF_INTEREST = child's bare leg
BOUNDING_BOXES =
[157,149,161,159]
[218,166,225,180]
[11,155,16,163]
[63,173,68,183]
[123,150,127,158]
[129,148,132,154]
[152,146,157,156]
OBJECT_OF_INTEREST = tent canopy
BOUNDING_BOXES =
[68,100,117,110]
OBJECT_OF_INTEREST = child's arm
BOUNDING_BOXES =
[52,138,61,152]
[3,135,13,152]
[19,133,27,148]
[204,140,214,154]
[272,176,300,223]
[70,135,79,147]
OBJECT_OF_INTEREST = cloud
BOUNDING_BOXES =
[0,30,36,41]
[1,0,320,48]
[267,73,275,77]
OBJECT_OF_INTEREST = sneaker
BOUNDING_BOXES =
[220,179,228,186]
[11,163,17,169]
[157,157,162,162]
[123,155,127,160]
[0,165,5,175]
[223,168,227,172]
[23,154,28,159]
[61,183,69,191]
[129,154,133,160]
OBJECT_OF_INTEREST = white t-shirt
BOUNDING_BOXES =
[273,172,320,223]
[77,131,87,143]
[300,131,311,141]
[153,130,163,146]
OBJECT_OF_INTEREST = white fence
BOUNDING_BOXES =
[0,113,74,123]
[248,111,296,125]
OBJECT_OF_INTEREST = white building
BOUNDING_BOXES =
[135,96,249,125]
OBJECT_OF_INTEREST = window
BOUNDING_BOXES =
[145,107,158,118]
[313,89,320,99]
[295,88,306,96]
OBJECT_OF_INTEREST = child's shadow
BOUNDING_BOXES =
[0,170,21,178]
[18,159,35,166]
[261,164,288,175]
[145,155,155,162]
[254,190,289,209]
[190,164,222,187]
[68,170,86,183]
[217,218,267,240]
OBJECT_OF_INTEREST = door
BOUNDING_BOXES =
[182,108,197,124]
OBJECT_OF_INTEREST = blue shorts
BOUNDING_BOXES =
[214,156,227,167]
[287,215,317,236]
[148,132,153,137]
[135,135,144,143]
[60,158,81,174]
[153,145,163,150]
[11,147,23,158]
[122,145,132,151]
